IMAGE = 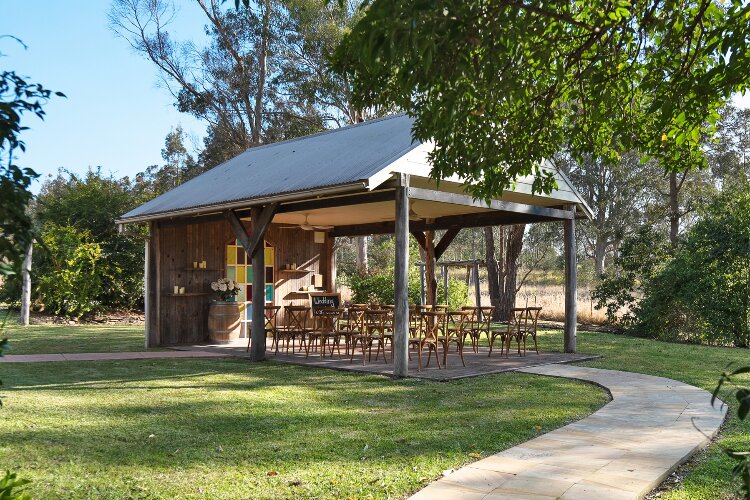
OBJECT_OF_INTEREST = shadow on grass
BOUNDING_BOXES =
[2,358,606,471]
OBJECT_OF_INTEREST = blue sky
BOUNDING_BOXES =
[2,1,209,192]
[3,2,750,194]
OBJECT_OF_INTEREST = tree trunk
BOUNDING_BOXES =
[355,236,368,273]
[502,224,525,314]
[483,225,525,321]
[669,171,679,249]
[483,227,503,320]
[252,0,272,145]
[594,239,607,276]
[20,241,33,326]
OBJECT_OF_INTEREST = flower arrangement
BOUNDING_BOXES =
[210,278,241,302]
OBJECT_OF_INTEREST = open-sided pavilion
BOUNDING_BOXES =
[118,113,591,377]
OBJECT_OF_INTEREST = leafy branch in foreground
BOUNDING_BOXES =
[713,365,750,499]
[332,0,750,199]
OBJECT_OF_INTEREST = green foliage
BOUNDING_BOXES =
[35,169,147,309]
[35,224,111,319]
[634,190,750,346]
[0,470,30,499]
[713,366,750,499]
[333,0,750,199]
[592,226,671,325]
[0,70,63,276]
[435,276,469,310]
[343,268,468,309]
[343,269,422,305]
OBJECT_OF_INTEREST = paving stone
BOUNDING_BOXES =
[409,364,727,500]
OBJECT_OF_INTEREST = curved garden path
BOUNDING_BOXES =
[411,364,727,500]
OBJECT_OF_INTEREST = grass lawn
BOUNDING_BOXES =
[2,321,749,498]
[533,328,750,499]
[0,320,153,354]
[0,358,605,499]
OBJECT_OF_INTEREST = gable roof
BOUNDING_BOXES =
[121,114,419,221]
[119,113,592,223]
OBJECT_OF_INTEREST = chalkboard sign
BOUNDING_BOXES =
[310,293,341,316]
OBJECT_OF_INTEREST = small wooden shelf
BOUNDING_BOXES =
[279,269,311,274]
[182,268,221,272]
[166,292,210,297]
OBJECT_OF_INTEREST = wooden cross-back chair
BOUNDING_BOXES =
[276,305,310,354]
[367,308,392,363]
[438,310,468,367]
[489,307,527,357]
[521,306,542,355]
[411,310,446,370]
[306,307,345,359]
[342,306,367,356]
[256,305,281,353]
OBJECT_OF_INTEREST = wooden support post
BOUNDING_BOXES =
[224,204,278,361]
[419,263,426,305]
[393,173,410,378]
[425,228,437,306]
[563,205,577,353]
[250,206,268,361]
[20,241,33,326]
[473,262,481,309]
[145,222,161,348]
[325,233,336,292]
[442,265,449,305]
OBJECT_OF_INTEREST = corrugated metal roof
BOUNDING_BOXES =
[121,113,418,221]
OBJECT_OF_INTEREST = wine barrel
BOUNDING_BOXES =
[208,301,242,344]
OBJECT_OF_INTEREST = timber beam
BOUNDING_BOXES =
[224,203,278,258]
[332,210,561,237]
[434,227,460,260]
[407,187,575,220]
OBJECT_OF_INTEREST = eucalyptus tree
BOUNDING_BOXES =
[333,0,750,200]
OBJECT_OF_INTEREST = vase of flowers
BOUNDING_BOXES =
[210,278,241,302]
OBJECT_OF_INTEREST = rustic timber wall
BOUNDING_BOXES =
[150,218,330,346]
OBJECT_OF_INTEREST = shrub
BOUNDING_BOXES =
[343,269,422,305]
[634,189,750,346]
[36,224,113,318]
[343,268,468,309]
[591,225,671,326]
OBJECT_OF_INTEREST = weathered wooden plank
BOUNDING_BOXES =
[331,210,563,237]
[224,203,278,258]
[276,189,395,214]
[393,174,410,377]
[407,187,575,220]
[563,205,577,353]
[145,221,160,347]
[410,229,427,252]
[250,206,268,361]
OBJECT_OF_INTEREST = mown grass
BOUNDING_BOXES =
[0,326,750,500]
[0,358,605,499]
[0,321,155,354]
[533,328,750,499]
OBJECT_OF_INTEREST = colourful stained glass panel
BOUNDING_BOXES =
[264,248,274,266]
[227,249,236,265]
[237,288,245,302]
[236,247,246,265]
[265,285,273,302]
[265,266,273,284]
[226,267,236,281]
[246,266,253,283]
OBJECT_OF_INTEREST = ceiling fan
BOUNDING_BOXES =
[281,214,333,231]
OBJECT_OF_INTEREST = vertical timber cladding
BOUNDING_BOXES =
[157,217,330,345]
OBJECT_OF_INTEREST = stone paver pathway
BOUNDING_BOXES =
[411,364,727,500]
[0,350,231,363]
